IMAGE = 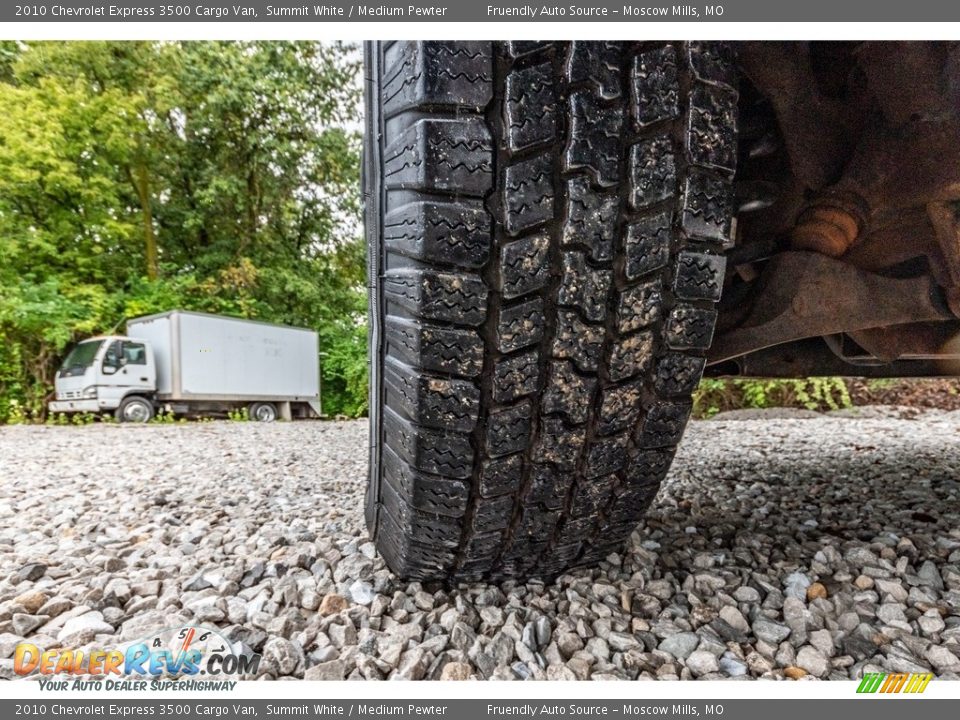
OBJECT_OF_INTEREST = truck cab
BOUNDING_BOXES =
[50,336,157,420]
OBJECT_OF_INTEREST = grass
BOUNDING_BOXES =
[693,377,853,418]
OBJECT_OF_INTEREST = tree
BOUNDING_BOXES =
[0,41,365,422]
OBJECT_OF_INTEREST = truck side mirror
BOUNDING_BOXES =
[103,365,117,375]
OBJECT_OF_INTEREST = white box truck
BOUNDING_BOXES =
[49,311,322,422]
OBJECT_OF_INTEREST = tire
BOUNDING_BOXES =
[365,41,737,582]
[115,396,155,423]
[249,402,278,422]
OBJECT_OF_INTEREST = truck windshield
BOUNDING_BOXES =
[60,340,103,371]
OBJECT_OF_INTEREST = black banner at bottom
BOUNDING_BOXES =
[2,699,955,720]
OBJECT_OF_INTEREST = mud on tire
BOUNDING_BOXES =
[364,41,737,582]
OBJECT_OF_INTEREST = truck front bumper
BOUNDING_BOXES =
[49,399,104,414]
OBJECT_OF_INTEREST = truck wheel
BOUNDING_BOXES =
[115,396,155,423]
[365,41,737,581]
[249,402,278,422]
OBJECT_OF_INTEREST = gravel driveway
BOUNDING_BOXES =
[1,409,959,681]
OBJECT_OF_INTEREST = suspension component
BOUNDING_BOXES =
[791,192,869,257]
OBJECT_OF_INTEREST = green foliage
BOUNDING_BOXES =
[693,377,853,418]
[0,41,366,422]
[865,378,896,391]
[4,399,26,425]
[150,410,179,424]
[227,407,249,422]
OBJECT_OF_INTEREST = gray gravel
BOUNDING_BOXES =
[1,409,959,681]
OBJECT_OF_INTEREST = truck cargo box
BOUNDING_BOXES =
[127,311,320,404]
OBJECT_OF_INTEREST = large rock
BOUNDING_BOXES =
[685,650,719,677]
[440,661,471,680]
[796,646,830,678]
[263,637,304,676]
[304,659,346,681]
[658,633,699,660]
[14,592,47,615]
[58,612,113,643]
[753,619,791,645]
[318,594,347,616]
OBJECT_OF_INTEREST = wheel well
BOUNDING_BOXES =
[716,41,960,376]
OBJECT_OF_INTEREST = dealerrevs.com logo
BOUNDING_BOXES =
[14,625,259,691]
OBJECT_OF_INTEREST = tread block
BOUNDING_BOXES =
[552,310,605,372]
[688,83,738,174]
[616,280,662,333]
[384,357,480,432]
[629,135,676,209]
[570,475,617,516]
[607,482,659,517]
[386,317,484,377]
[565,90,623,186]
[636,401,692,449]
[632,45,679,128]
[516,505,562,544]
[555,516,598,545]
[383,268,488,326]
[539,542,583,572]
[597,380,643,436]
[607,491,658,527]
[674,251,726,301]
[566,41,623,99]
[382,41,493,116]
[472,495,515,533]
[532,418,586,471]
[622,447,676,487]
[506,62,557,152]
[563,177,617,262]
[499,549,547,577]
[486,400,533,457]
[558,251,612,322]
[665,305,718,350]
[500,233,551,299]
[384,406,474,479]
[590,520,642,546]
[480,454,523,498]
[464,530,503,559]
[382,445,470,518]
[382,481,462,547]
[497,298,545,353]
[688,41,737,89]
[608,330,655,382]
[493,351,541,403]
[625,213,672,280]
[654,353,707,396]
[585,435,629,479]
[507,41,554,58]
[541,359,597,424]
[384,201,491,269]
[376,507,457,579]
[505,154,554,235]
[455,532,504,578]
[384,118,493,196]
[526,464,574,509]
[681,169,734,243]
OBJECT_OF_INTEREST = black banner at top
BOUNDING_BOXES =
[3,0,960,23]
